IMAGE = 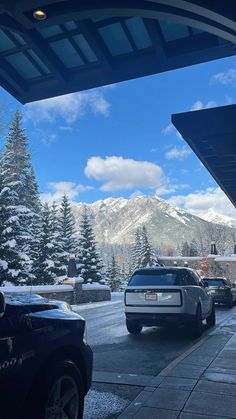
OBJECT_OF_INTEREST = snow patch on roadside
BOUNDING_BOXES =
[84,390,127,419]
[83,282,110,290]
[72,299,121,311]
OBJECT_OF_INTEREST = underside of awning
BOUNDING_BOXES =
[172,105,236,207]
[0,1,235,103]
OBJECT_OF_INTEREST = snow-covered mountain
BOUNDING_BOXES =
[72,195,225,247]
[197,208,236,228]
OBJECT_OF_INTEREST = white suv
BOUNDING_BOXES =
[125,267,215,337]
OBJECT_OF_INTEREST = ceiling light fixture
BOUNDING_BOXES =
[33,10,47,20]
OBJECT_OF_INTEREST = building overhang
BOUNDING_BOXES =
[172,104,236,207]
[0,0,235,103]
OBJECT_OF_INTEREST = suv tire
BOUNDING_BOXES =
[126,319,142,334]
[206,302,216,327]
[25,359,84,419]
[192,305,203,338]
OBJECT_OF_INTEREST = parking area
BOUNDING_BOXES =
[74,294,236,418]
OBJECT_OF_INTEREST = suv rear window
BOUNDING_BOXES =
[129,270,192,286]
[203,278,226,286]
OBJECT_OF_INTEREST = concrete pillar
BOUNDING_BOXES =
[210,241,217,255]
[67,253,77,278]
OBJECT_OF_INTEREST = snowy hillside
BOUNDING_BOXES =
[72,195,221,247]
[197,208,236,227]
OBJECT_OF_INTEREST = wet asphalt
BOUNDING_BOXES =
[80,294,234,419]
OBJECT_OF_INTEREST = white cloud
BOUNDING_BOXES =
[129,191,145,199]
[41,181,93,204]
[165,146,192,160]
[211,69,236,87]
[167,187,236,218]
[225,95,233,105]
[155,186,176,195]
[161,100,217,137]
[59,126,73,131]
[41,133,57,146]
[85,156,168,192]
[155,183,189,196]
[161,123,175,136]
[190,100,217,111]
[24,89,111,124]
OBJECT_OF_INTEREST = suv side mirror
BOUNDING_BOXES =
[202,280,208,288]
[0,292,6,318]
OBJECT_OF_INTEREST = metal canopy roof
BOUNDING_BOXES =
[172,105,236,207]
[0,0,235,103]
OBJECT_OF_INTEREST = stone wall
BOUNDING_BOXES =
[1,280,111,306]
[79,288,111,304]
[37,290,74,304]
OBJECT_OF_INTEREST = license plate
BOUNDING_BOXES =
[145,293,157,300]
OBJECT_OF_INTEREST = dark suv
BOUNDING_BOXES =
[202,277,236,308]
[0,292,93,419]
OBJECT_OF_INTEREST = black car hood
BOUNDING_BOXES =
[4,293,83,320]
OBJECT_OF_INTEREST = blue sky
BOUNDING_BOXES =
[1,54,236,218]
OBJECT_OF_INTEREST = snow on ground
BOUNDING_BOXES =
[0,284,73,293]
[84,390,128,419]
[83,282,110,290]
[72,292,123,311]
[72,299,122,312]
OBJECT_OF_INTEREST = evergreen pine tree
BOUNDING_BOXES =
[131,229,142,271]
[0,154,11,284]
[0,111,38,283]
[32,203,55,284]
[58,194,76,266]
[25,168,42,274]
[140,226,157,267]
[120,261,128,290]
[107,254,122,291]
[50,202,68,278]
[189,239,199,256]
[76,207,104,283]
[181,241,190,257]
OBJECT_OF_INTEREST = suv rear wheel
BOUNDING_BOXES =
[206,302,216,327]
[126,319,142,334]
[192,305,203,338]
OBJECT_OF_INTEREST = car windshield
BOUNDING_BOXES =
[129,270,185,286]
[204,278,226,286]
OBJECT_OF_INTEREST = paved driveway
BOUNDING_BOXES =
[73,294,234,419]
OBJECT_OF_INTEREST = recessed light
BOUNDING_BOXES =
[33,10,47,21]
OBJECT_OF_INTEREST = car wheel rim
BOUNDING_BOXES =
[45,375,79,419]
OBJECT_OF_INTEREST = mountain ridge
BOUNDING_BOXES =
[72,195,232,248]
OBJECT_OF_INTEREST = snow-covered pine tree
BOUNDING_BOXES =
[189,239,199,256]
[119,261,128,290]
[32,203,55,284]
[107,254,122,291]
[140,226,157,267]
[0,110,38,283]
[130,229,142,271]
[0,154,10,284]
[181,241,190,257]
[50,202,67,278]
[58,194,77,268]
[24,167,42,275]
[76,207,104,283]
